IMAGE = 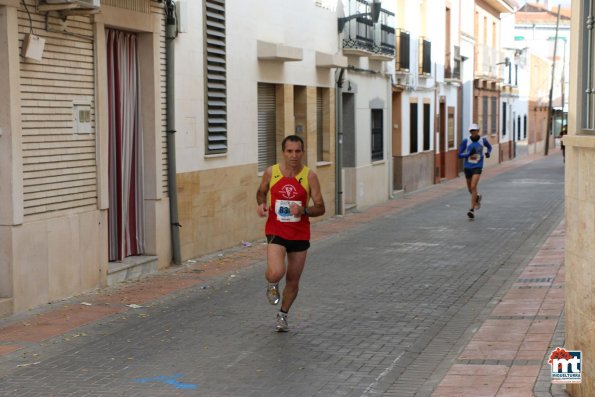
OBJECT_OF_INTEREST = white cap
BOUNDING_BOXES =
[469,123,480,131]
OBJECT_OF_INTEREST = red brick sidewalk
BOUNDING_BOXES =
[432,221,565,397]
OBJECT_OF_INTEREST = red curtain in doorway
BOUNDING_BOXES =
[107,29,145,261]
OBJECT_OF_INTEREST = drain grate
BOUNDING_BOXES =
[517,277,553,283]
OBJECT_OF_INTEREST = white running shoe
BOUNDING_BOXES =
[266,283,280,305]
[276,312,289,332]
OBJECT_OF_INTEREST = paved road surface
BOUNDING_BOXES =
[0,153,565,396]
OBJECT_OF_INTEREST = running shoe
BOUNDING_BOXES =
[266,283,280,305]
[276,312,289,332]
[467,209,475,219]
[476,194,482,210]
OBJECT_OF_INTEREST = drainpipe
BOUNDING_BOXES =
[335,68,345,215]
[165,0,182,266]
[387,73,393,199]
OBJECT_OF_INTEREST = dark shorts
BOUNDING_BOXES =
[464,168,483,179]
[266,235,310,253]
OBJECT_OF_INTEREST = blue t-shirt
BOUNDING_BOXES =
[458,137,492,169]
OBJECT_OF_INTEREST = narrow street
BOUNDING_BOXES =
[0,153,565,397]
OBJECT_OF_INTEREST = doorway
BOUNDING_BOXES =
[439,100,446,179]
[342,92,356,207]
[106,29,145,261]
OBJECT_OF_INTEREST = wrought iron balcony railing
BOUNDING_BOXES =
[341,0,395,60]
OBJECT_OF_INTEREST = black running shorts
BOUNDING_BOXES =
[266,235,310,253]
[464,168,482,179]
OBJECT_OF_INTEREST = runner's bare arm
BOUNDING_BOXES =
[303,171,325,217]
[256,167,272,217]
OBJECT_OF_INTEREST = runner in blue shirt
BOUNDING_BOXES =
[458,123,492,219]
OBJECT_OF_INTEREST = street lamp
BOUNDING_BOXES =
[338,0,382,33]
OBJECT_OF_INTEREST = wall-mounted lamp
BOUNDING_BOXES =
[496,57,511,67]
[338,0,381,33]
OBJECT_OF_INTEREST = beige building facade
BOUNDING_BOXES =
[0,0,171,316]
[565,1,595,395]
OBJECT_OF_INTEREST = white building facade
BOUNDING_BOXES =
[173,0,343,259]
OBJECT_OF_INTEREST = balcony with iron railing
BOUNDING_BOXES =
[370,8,395,60]
[475,44,506,81]
[341,0,395,60]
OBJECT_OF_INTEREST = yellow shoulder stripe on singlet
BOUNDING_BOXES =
[269,164,310,204]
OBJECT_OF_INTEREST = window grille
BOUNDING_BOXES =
[582,0,595,130]
[371,109,384,161]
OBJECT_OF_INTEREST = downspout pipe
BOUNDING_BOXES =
[165,0,182,266]
[335,67,345,215]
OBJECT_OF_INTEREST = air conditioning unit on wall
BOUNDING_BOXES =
[42,0,100,9]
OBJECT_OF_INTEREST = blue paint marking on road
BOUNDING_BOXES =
[133,374,197,390]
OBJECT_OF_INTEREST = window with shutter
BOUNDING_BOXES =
[419,38,431,75]
[397,30,410,71]
[317,88,324,161]
[204,0,227,153]
[257,83,277,172]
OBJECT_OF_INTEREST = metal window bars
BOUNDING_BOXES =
[584,0,595,130]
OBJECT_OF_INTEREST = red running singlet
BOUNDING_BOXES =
[265,164,311,241]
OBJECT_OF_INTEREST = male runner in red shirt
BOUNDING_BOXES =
[256,135,325,331]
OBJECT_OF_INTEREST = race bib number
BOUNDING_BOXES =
[468,153,481,164]
[275,200,302,222]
